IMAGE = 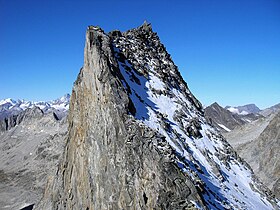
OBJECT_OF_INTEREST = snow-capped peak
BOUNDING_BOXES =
[0,94,70,120]
[0,98,17,106]
[58,93,71,103]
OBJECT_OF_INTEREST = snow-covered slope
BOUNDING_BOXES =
[112,23,278,209]
[0,94,70,120]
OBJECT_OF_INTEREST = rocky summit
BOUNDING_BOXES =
[36,23,279,209]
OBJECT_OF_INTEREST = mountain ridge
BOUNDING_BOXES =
[205,102,262,133]
[226,104,261,115]
[33,23,278,209]
[0,93,70,119]
[0,94,70,130]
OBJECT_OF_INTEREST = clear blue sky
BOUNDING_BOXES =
[0,0,279,109]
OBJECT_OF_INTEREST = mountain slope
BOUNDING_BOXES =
[205,102,244,132]
[0,107,67,210]
[260,103,280,117]
[225,111,280,198]
[37,23,278,209]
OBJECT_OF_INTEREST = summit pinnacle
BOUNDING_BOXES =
[36,23,279,210]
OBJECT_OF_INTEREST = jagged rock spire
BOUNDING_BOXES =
[36,24,279,210]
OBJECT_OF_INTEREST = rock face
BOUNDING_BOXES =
[225,111,280,198]
[0,107,67,210]
[36,23,278,209]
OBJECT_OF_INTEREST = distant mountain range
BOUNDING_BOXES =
[205,103,262,132]
[225,104,261,115]
[0,94,70,121]
[205,102,280,133]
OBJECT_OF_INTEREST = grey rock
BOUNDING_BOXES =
[0,107,43,133]
[0,108,67,210]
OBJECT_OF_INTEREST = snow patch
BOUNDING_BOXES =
[217,123,231,132]
[227,107,240,114]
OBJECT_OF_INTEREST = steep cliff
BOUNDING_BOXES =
[36,23,278,209]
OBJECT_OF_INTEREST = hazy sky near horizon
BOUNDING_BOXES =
[0,0,279,109]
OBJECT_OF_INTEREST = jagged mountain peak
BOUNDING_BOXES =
[0,94,70,126]
[0,98,16,106]
[37,25,279,209]
[136,20,153,32]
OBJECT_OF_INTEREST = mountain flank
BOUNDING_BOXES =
[35,23,278,209]
[0,107,67,210]
[224,111,280,198]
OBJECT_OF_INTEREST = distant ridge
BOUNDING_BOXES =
[0,94,70,120]
[226,104,261,115]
